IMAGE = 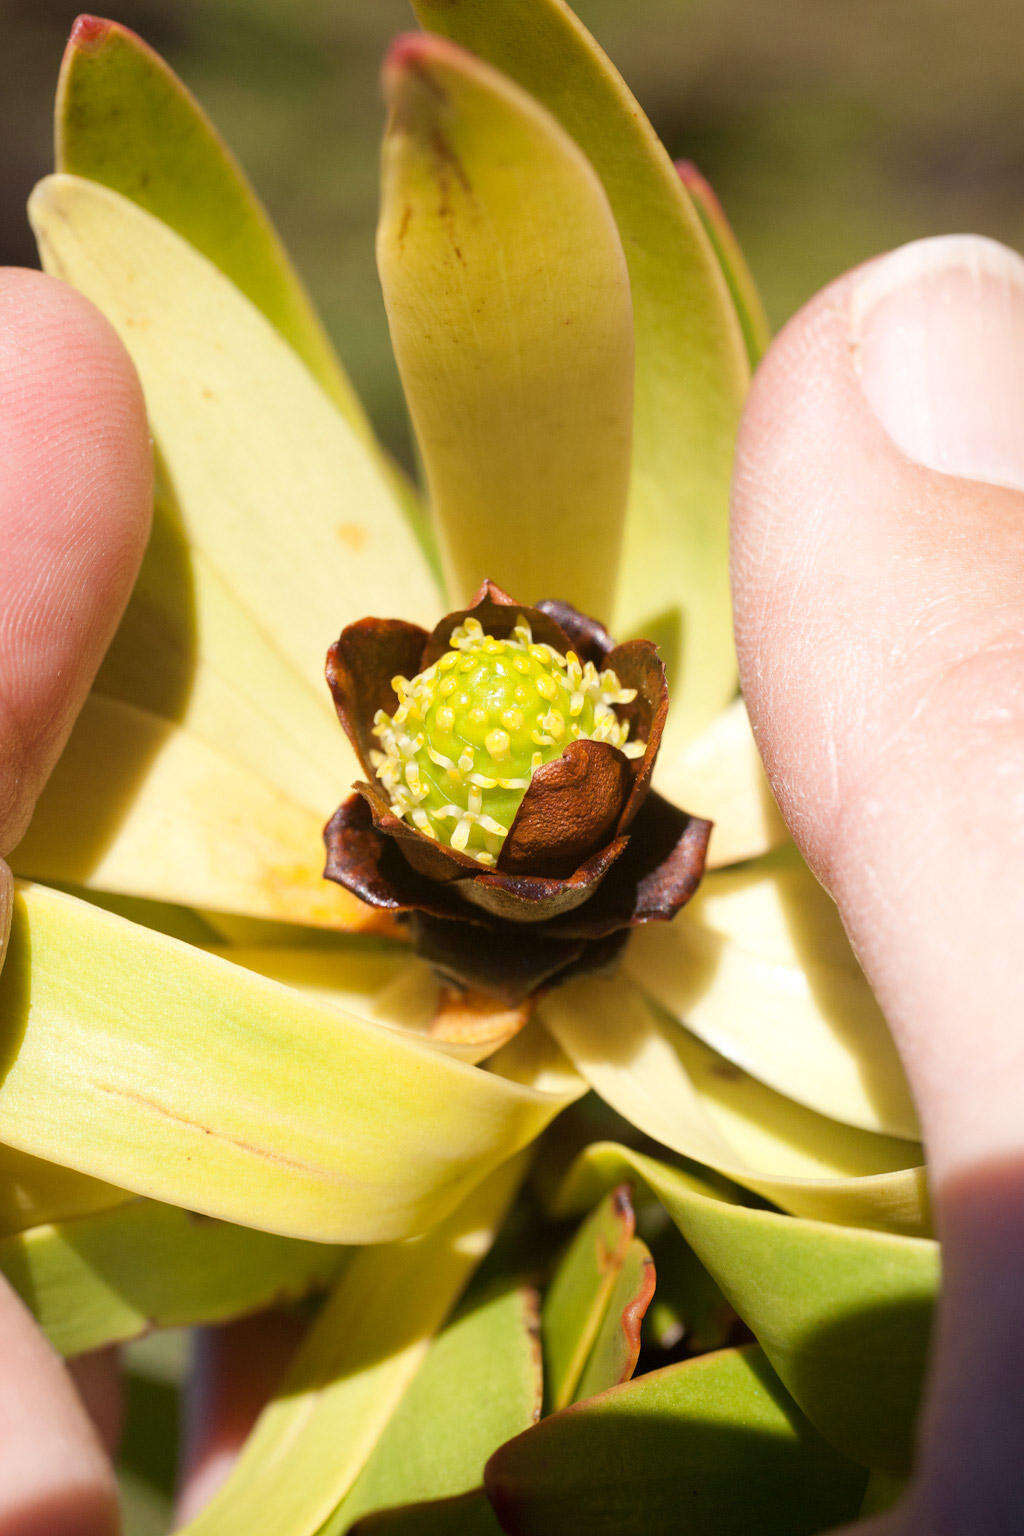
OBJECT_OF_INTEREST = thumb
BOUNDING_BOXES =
[731,235,1024,1534]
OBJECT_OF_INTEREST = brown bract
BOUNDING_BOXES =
[324,580,711,1001]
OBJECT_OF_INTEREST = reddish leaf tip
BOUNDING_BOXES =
[383,28,475,86]
[676,158,727,219]
[69,14,111,51]
[385,31,432,72]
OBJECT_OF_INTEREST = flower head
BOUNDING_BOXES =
[324,581,710,999]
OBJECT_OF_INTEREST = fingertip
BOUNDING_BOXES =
[0,267,152,852]
[0,1279,119,1536]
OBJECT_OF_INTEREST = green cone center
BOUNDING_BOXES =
[371,615,643,865]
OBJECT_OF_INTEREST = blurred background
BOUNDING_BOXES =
[4,0,1024,472]
[2,2,1022,1529]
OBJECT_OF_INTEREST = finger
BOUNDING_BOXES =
[0,1278,119,1536]
[0,267,152,856]
[731,235,1024,1533]
[175,1311,306,1525]
[731,234,1024,1178]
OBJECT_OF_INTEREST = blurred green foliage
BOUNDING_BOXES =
[5,0,1024,469]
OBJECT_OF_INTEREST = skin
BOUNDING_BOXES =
[0,267,150,1534]
[0,239,1019,1528]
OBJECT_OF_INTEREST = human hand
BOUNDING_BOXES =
[732,234,1024,1533]
[0,266,149,1534]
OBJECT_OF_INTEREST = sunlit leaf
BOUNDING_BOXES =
[378,34,633,618]
[213,946,527,1064]
[13,696,372,929]
[27,172,440,915]
[542,1185,650,1410]
[57,14,367,427]
[485,1344,867,1535]
[56,15,437,568]
[554,1143,937,1473]
[180,1158,524,1536]
[542,974,926,1233]
[628,851,920,1139]
[0,884,573,1242]
[411,0,750,745]
[93,496,352,813]
[322,1280,540,1534]
[28,174,440,666]
[0,1200,342,1357]
[676,161,771,368]
[651,698,787,869]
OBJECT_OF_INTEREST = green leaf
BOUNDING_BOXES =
[321,1281,541,1533]
[676,162,770,368]
[628,849,920,1139]
[180,1157,524,1536]
[0,883,573,1242]
[0,1144,128,1238]
[0,1200,342,1357]
[542,1185,649,1410]
[485,1344,867,1535]
[554,1143,937,1473]
[860,1470,908,1517]
[541,974,927,1234]
[56,15,366,429]
[411,0,750,746]
[351,1490,500,1536]
[642,1212,735,1355]
[573,1233,654,1404]
[377,33,633,618]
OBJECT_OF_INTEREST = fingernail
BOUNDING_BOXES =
[852,234,1024,490]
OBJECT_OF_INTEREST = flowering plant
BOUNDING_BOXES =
[0,5,935,1530]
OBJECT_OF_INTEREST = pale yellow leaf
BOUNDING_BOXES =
[94,494,353,814]
[653,698,788,869]
[0,1145,129,1239]
[12,695,370,930]
[378,35,633,617]
[628,859,920,1139]
[211,946,525,1065]
[412,0,750,743]
[29,173,439,698]
[0,883,573,1242]
[541,975,927,1234]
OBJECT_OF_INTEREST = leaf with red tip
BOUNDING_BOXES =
[57,15,363,424]
[541,1185,654,1411]
[677,161,770,367]
[378,33,633,619]
[411,0,750,748]
[572,1232,655,1403]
